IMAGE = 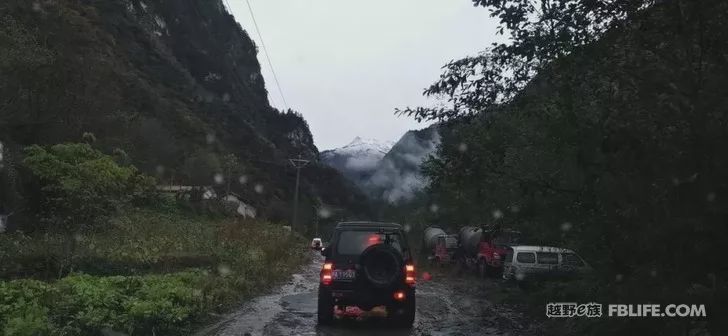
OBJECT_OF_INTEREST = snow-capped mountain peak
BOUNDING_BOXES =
[338,137,395,156]
[320,137,394,176]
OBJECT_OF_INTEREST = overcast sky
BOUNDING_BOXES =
[227,0,502,150]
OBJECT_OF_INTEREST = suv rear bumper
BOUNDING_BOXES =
[321,285,415,310]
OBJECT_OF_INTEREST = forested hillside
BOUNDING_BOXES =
[0,0,370,229]
[403,1,728,334]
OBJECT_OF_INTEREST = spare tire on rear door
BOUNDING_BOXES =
[360,244,404,288]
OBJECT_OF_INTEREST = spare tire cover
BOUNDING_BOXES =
[360,244,404,288]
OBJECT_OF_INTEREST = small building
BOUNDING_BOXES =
[222,193,256,218]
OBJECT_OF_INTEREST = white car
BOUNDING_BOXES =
[310,238,323,250]
[502,245,591,282]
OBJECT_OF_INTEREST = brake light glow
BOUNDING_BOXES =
[321,262,333,285]
[393,291,406,301]
[405,263,416,286]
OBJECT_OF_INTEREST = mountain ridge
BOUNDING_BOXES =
[0,0,371,227]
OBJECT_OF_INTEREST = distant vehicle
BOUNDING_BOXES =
[502,245,591,282]
[456,225,521,277]
[311,238,323,250]
[318,222,416,327]
[422,226,457,265]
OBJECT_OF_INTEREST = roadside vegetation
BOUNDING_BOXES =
[399,1,727,335]
[0,143,309,335]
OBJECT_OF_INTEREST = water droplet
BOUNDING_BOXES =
[561,222,573,231]
[214,173,224,184]
[155,165,165,175]
[238,175,248,184]
[650,269,657,277]
[222,93,231,102]
[74,233,83,242]
[510,205,520,213]
[317,207,332,219]
[492,209,503,220]
[206,134,216,144]
[672,177,680,186]
[429,204,439,213]
[515,272,526,281]
[615,274,623,282]
[707,192,716,202]
[254,184,264,194]
[217,264,231,276]
[403,224,411,232]
[32,2,42,12]
[457,143,468,153]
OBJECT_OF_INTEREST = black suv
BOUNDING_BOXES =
[318,222,416,326]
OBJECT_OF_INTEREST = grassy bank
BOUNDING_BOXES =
[0,207,309,335]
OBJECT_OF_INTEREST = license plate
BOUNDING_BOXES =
[332,269,356,281]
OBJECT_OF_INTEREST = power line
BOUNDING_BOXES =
[243,0,290,111]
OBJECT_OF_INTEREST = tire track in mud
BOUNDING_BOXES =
[196,252,542,336]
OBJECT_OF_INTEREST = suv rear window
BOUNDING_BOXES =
[336,231,404,255]
[562,253,585,266]
[516,252,535,263]
[537,252,558,264]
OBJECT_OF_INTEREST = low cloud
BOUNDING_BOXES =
[344,155,381,171]
[366,128,440,203]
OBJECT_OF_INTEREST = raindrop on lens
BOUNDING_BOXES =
[707,192,716,202]
[561,222,573,232]
[206,133,216,144]
[510,205,520,213]
[404,224,411,232]
[615,274,623,282]
[317,207,332,219]
[492,209,504,220]
[254,184,264,194]
[457,143,468,153]
[214,173,224,184]
[238,175,248,184]
[429,204,439,213]
[217,264,231,276]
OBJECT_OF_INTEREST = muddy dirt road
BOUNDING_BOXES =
[196,253,541,336]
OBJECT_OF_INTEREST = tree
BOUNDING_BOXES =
[397,0,654,121]
[23,143,154,232]
[22,143,155,275]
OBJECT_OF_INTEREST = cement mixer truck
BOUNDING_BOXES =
[455,225,521,277]
[422,227,458,265]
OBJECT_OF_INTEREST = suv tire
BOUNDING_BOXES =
[317,286,334,325]
[390,294,416,328]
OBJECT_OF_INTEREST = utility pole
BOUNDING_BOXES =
[289,156,310,233]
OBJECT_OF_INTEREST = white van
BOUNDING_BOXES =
[502,245,590,281]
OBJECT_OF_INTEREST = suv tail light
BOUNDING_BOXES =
[405,263,416,286]
[321,262,333,285]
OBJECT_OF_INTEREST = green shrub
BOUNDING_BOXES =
[22,143,156,232]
